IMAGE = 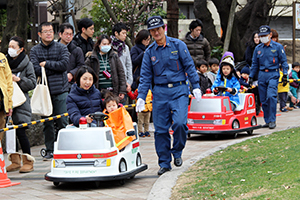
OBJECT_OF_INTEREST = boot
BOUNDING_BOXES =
[6,153,21,172]
[19,154,35,173]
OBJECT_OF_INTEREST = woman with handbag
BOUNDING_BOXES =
[85,34,127,99]
[6,36,36,173]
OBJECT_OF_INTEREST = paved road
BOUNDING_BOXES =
[1,109,300,200]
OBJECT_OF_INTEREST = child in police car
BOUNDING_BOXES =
[126,76,153,137]
[103,92,135,149]
[211,56,240,111]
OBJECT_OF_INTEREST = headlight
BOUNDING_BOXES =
[53,160,65,168]
[94,159,111,167]
[213,119,226,125]
[187,118,194,125]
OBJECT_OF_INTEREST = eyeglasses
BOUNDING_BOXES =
[41,30,54,34]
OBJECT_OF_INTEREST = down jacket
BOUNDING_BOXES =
[9,54,36,124]
[85,49,127,95]
[67,84,103,127]
[182,32,211,62]
[30,40,69,95]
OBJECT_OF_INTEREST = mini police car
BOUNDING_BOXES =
[45,112,147,186]
[187,90,261,138]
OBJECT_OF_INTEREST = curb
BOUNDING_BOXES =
[147,125,298,200]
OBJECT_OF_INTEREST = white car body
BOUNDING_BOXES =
[45,123,147,185]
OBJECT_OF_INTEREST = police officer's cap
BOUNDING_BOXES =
[147,16,164,30]
[258,25,271,36]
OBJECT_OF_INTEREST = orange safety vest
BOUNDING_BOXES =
[104,107,136,150]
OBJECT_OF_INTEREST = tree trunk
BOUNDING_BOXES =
[167,0,179,38]
[194,0,272,61]
[194,0,223,47]
[1,0,28,52]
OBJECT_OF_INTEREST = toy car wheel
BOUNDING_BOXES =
[232,120,240,129]
[231,120,239,139]
[53,182,60,186]
[136,153,142,166]
[119,159,127,173]
[251,116,257,126]
[40,148,47,157]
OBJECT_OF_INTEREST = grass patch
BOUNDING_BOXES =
[171,128,300,199]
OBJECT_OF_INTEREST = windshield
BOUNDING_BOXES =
[190,98,222,112]
[57,128,114,150]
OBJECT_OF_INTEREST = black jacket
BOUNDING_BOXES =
[30,40,69,95]
[72,33,94,58]
[130,43,147,90]
[197,71,212,94]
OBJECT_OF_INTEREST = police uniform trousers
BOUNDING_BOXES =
[152,84,189,169]
[258,70,279,124]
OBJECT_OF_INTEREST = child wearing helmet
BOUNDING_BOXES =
[211,52,240,111]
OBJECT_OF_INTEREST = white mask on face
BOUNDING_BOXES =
[260,36,270,44]
[8,48,20,58]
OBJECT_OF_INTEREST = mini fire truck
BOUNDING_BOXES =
[187,87,261,138]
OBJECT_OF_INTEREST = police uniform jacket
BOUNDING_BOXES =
[138,36,200,100]
[250,40,289,78]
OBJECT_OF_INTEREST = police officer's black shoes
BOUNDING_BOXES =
[269,122,276,129]
[262,123,269,128]
[174,157,183,167]
[158,167,171,175]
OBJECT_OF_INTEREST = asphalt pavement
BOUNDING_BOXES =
[1,107,300,200]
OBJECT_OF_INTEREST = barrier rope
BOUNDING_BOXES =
[0,101,153,133]
[0,113,69,133]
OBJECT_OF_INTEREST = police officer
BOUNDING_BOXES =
[136,16,201,175]
[249,25,288,129]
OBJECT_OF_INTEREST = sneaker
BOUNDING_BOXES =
[280,108,288,112]
[144,132,150,137]
[43,152,53,161]
[139,132,145,137]
[287,107,294,111]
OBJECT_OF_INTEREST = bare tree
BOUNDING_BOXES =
[194,0,273,61]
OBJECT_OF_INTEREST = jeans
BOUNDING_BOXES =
[43,92,68,152]
[278,92,288,110]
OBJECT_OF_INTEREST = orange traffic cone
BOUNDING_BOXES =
[0,140,20,188]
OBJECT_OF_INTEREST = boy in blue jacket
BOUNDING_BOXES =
[212,54,240,111]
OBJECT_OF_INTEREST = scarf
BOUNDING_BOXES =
[7,51,26,70]
[111,36,125,57]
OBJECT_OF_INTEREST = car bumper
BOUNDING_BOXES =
[45,163,148,182]
[188,125,262,135]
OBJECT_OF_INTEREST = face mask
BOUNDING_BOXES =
[8,48,20,58]
[101,45,111,53]
[260,36,270,44]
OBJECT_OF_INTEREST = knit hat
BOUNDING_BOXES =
[241,67,250,75]
[78,18,94,33]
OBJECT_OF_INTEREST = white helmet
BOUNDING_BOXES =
[221,57,235,68]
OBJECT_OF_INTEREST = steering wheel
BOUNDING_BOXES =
[89,112,109,122]
[215,86,228,93]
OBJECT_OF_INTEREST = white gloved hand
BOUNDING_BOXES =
[193,88,202,102]
[136,98,145,112]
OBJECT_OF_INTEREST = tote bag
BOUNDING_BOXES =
[12,81,26,108]
[6,116,16,153]
[31,67,53,116]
